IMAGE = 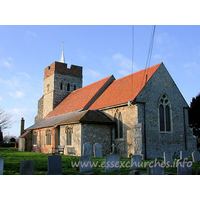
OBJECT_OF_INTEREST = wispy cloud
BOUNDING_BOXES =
[77,49,88,61]
[84,68,102,79]
[183,61,200,77]
[17,72,30,80]
[8,91,26,99]
[8,107,36,123]
[112,53,138,77]
[25,30,37,37]
[0,96,2,101]
[0,57,13,68]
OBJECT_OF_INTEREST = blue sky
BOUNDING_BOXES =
[0,25,200,137]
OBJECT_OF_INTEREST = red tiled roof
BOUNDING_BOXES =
[45,75,115,118]
[89,63,162,110]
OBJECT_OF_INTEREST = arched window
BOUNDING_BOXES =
[66,126,73,145]
[67,83,70,91]
[32,131,37,145]
[60,82,63,90]
[47,84,50,92]
[159,94,172,132]
[114,110,123,139]
[46,129,51,145]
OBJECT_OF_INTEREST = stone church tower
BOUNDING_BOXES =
[35,47,82,122]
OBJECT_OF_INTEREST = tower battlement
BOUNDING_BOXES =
[44,61,82,79]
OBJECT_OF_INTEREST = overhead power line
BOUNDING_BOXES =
[140,25,156,93]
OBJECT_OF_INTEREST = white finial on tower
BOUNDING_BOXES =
[60,41,65,63]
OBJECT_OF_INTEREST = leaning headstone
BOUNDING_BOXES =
[164,152,173,166]
[46,155,63,175]
[180,150,188,160]
[192,151,200,163]
[147,161,165,175]
[83,142,92,156]
[79,155,93,174]
[0,157,4,175]
[177,159,192,175]
[93,143,102,158]
[20,160,34,175]
[130,155,142,170]
[105,154,120,172]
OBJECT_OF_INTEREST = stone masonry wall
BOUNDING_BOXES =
[102,105,138,158]
[81,123,112,156]
[53,73,82,109]
[43,74,55,118]
[59,124,82,156]
[136,63,196,159]
[35,96,44,123]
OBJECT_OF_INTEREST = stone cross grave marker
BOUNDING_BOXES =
[93,143,102,158]
[0,157,4,175]
[79,155,93,174]
[180,150,188,160]
[177,159,192,175]
[83,142,92,156]
[147,161,165,175]
[20,160,34,175]
[192,151,200,163]
[105,154,120,172]
[130,155,142,170]
[111,143,117,154]
[163,152,173,166]
[46,155,63,175]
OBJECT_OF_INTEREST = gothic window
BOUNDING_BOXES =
[60,82,63,90]
[47,84,50,92]
[159,94,172,132]
[114,110,123,139]
[46,129,51,145]
[67,83,70,91]
[74,85,76,90]
[66,126,73,145]
[32,132,37,145]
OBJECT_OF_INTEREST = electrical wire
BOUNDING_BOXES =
[140,25,156,94]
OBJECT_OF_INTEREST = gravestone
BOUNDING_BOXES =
[128,170,140,175]
[79,155,93,174]
[20,160,34,175]
[133,123,143,155]
[111,142,117,154]
[46,155,63,175]
[93,143,102,158]
[105,154,120,172]
[180,150,188,160]
[177,159,192,175]
[192,151,200,163]
[163,152,173,166]
[130,155,142,170]
[18,138,25,151]
[147,161,165,175]
[83,142,92,156]
[0,157,4,175]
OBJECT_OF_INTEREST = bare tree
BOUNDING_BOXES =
[0,107,12,130]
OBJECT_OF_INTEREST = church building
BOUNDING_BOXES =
[18,51,196,159]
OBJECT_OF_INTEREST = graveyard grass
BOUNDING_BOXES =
[1,147,200,175]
